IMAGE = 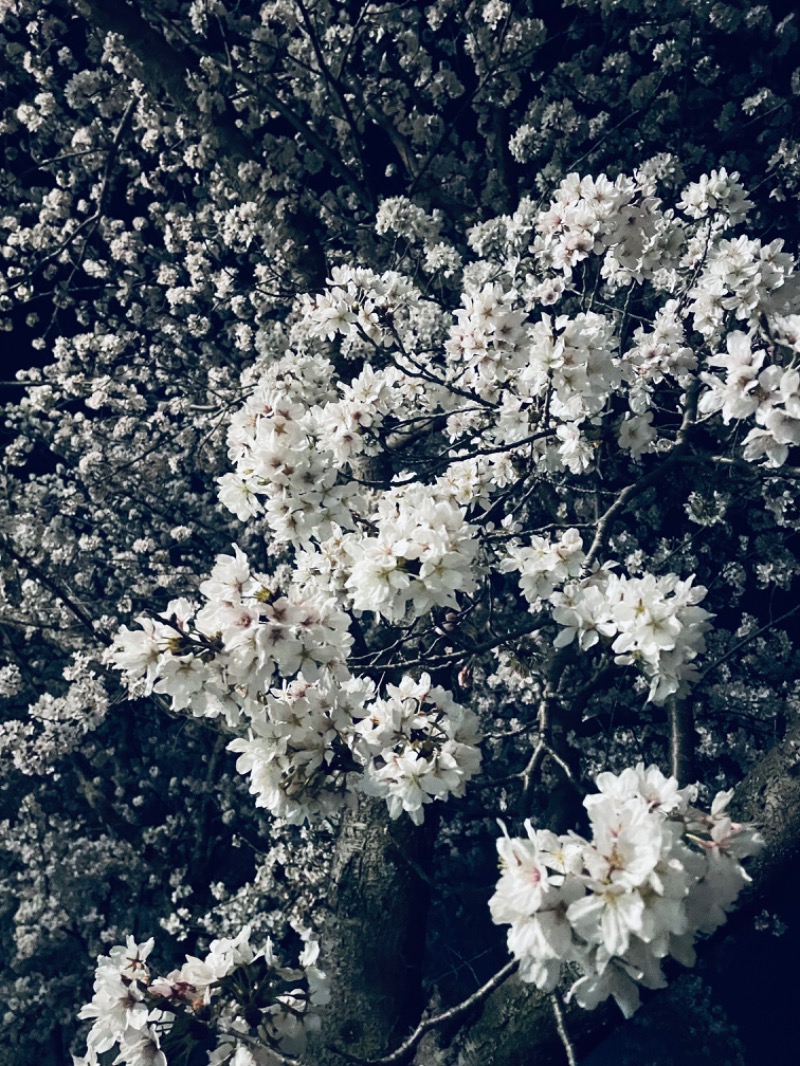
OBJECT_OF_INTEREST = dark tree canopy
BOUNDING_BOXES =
[0,2,799,1064]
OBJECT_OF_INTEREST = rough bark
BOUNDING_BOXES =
[309,797,436,1066]
[729,716,800,902]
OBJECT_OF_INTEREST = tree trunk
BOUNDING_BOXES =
[310,797,436,1065]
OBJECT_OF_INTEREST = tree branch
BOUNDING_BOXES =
[360,960,518,1066]
[550,989,579,1066]
[73,0,254,175]
[583,379,701,571]
[668,694,696,785]
[71,0,328,284]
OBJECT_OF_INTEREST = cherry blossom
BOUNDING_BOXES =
[490,766,762,1018]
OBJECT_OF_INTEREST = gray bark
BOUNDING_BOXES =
[309,797,435,1065]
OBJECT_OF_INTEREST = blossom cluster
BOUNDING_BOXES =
[551,571,712,704]
[223,671,483,826]
[218,373,359,538]
[75,928,328,1066]
[297,265,419,353]
[501,528,585,604]
[698,328,800,467]
[342,486,480,622]
[676,168,754,225]
[108,552,482,824]
[687,235,798,339]
[535,172,674,285]
[108,545,353,727]
[227,674,373,824]
[354,673,482,824]
[490,765,763,1018]
[503,530,712,704]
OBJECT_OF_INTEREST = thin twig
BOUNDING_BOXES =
[583,379,701,571]
[354,617,545,673]
[216,1025,304,1066]
[520,646,581,811]
[351,959,518,1065]
[668,694,695,785]
[699,601,800,682]
[550,989,578,1066]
